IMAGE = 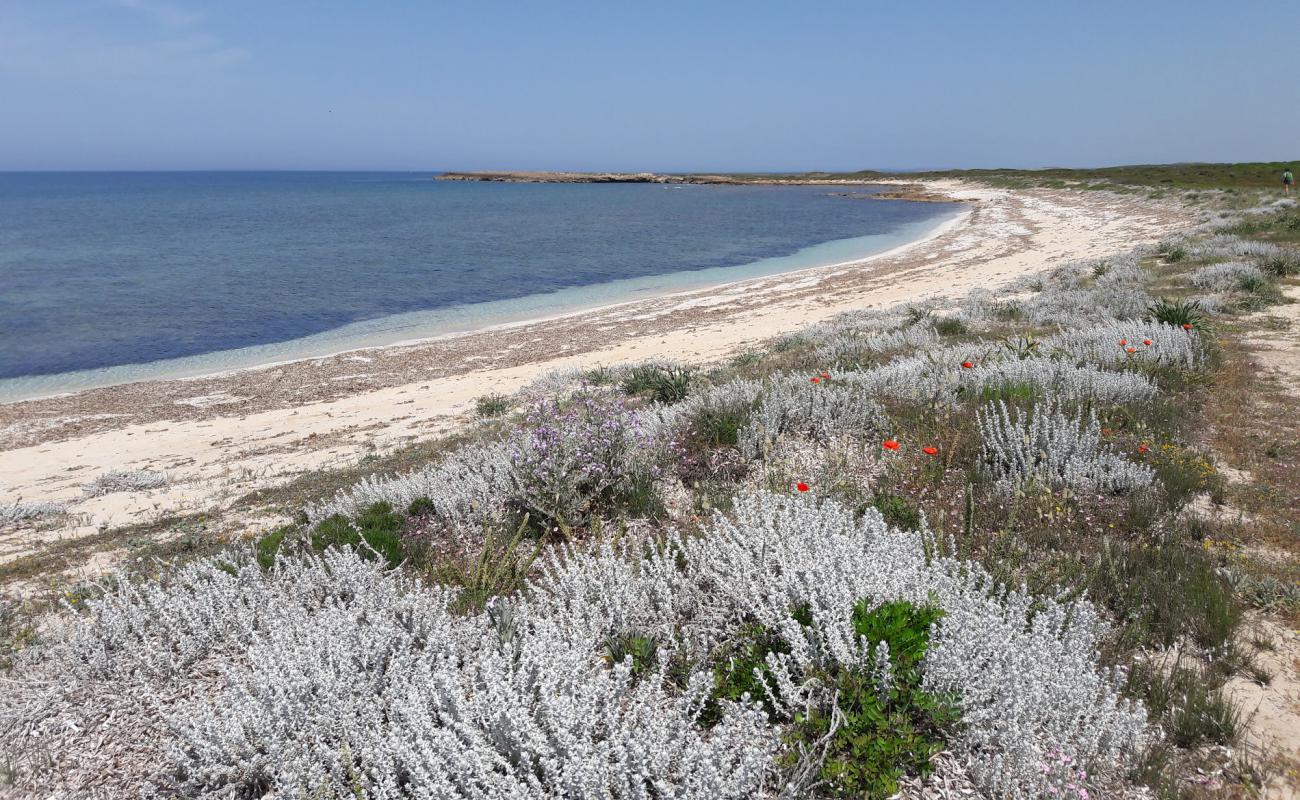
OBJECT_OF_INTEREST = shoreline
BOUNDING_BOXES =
[0,180,1193,575]
[0,205,967,405]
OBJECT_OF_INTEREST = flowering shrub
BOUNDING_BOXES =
[977,400,1155,494]
[506,393,658,529]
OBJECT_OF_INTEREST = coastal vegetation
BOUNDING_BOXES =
[2,168,1299,798]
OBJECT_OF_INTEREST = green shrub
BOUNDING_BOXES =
[475,393,512,418]
[871,493,922,531]
[789,599,957,798]
[253,525,293,569]
[1157,242,1187,263]
[934,316,968,336]
[1147,298,1204,330]
[704,619,792,726]
[311,502,406,568]
[1235,272,1284,308]
[406,497,436,517]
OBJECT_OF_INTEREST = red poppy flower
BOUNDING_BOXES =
[796,482,810,492]
[883,439,900,451]
[1137,444,1149,454]
[1119,338,1128,346]
[961,361,974,369]
[1182,323,1193,330]
[821,372,831,380]
[922,446,939,456]
[1143,339,1153,346]
[810,377,820,384]
[1126,346,1136,354]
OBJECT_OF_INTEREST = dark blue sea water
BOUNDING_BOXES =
[0,172,958,398]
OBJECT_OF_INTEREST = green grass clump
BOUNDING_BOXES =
[1126,659,1238,748]
[475,393,512,418]
[1147,297,1204,330]
[1087,539,1240,652]
[602,630,659,680]
[871,493,922,531]
[311,502,406,568]
[253,525,294,569]
[427,516,544,613]
[934,316,968,336]
[622,364,693,404]
[1260,251,1300,277]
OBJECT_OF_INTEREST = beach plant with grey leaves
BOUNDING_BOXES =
[81,468,168,497]
[977,399,1155,494]
[7,492,1147,799]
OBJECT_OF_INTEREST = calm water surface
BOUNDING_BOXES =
[0,172,959,396]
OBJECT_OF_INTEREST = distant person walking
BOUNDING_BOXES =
[1285,167,1294,194]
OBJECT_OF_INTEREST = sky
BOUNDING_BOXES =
[2,0,1297,172]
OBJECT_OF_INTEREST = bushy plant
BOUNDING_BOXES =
[739,375,890,459]
[1087,538,1239,651]
[506,393,657,531]
[788,599,957,798]
[306,443,513,527]
[1147,298,1204,331]
[474,392,512,418]
[1189,261,1266,291]
[1260,250,1300,277]
[0,501,66,526]
[620,363,693,404]
[82,469,167,497]
[1125,659,1238,749]
[18,493,1150,799]
[977,400,1155,494]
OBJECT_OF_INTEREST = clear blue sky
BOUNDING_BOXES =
[2,0,1296,171]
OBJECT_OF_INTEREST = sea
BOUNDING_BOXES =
[0,172,962,401]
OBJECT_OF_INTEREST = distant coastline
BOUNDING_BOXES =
[434,171,967,202]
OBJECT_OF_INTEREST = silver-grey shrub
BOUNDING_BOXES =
[813,323,939,366]
[306,442,512,525]
[1190,261,1267,291]
[738,375,890,459]
[0,500,67,526]
[1046,321,1205,370]
[977,399,1155,494]
[960,357,1157,405]
[26,492,1148,798]
[82,468,167,497]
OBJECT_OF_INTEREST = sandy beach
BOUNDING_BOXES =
[0,181,1191,580]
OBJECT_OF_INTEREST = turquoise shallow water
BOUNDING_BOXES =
[0,172,960,401]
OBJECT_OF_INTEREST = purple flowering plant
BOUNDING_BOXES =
[506,392,658,531]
